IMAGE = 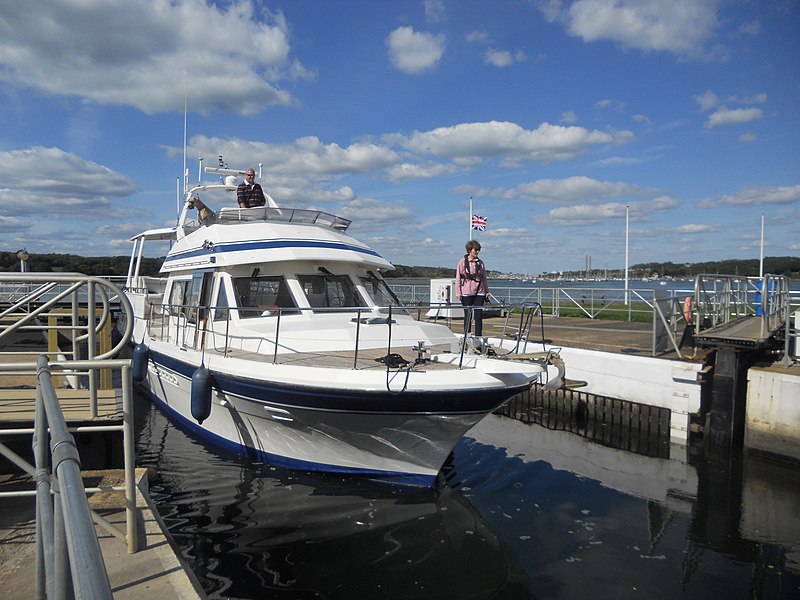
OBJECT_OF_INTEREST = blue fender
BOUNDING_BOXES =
[131,343,149,383]
[191,365,213,424]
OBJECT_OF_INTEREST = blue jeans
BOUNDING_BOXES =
[461,294,486,336]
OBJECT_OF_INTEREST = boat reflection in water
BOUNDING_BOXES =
[135,393,529,599]
[135,391,800,599]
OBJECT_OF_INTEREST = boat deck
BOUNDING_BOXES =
[205,343,544,371]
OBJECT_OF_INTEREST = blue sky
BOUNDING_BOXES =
[0,0,798,275]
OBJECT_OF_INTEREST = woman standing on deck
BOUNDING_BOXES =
[455,240,490,337]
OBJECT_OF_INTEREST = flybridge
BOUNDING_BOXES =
[177,163,352,232]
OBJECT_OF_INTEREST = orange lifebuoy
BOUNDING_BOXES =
[682,296,693,325]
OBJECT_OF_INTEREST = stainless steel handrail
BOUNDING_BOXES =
[0,272,140,595]
[33,355,113,599]
[142,301,540,368]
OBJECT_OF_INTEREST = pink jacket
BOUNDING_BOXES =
[456,256,489,298]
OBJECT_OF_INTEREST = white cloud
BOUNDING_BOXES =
[337,197,415,224]
[739,21,762,36]
[695,90,720,111]
[537,196,678,226]
[672,223,721,233]
[389,121,634,163]
[0,0,309,115]
[484,48,526,67]
[561,111,578,123]
[594,98,624,112]
[704,106,764,128]
[512,176,657,203]
[385,162,460,182]
[386,26,446,74]
[0,215,25,233]
[484,227,531,238]
[538,0,722,59]
[485,49,514,67]
[424,0,447,23]
[0,147,136,219]
[186,135,400,181]
[466,30,490,44]
[696,90,767,112]
[700,184,800,208]
[739,133,757,143]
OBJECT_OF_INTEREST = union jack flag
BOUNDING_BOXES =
[471,214,487,231]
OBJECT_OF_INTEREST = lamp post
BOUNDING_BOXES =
[624,204,629,306]
[16,248,29,273]
[759,213,764,278]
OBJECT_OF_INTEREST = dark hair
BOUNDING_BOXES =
[465,240,481,253]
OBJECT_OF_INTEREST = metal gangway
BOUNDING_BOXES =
[691,274,791,347]
[0,272,137,598]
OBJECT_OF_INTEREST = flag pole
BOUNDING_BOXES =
[469,196,473,240]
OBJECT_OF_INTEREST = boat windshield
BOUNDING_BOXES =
[233,275,299,318]
[297,274,365,311]
[358,275,407,314]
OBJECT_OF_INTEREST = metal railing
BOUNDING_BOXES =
[390,280,799,363]
[0,272,139,596]
[692,274,791,340]
[139,300,549,369]
[389,283,662,322]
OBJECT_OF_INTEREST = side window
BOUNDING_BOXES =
[213,281,230,322]
[185,271,206,325]
[233,275,298,318]
[168,280,189,317]
[297,274,365,311]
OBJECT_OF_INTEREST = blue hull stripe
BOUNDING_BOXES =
[165,239,383,264]
[150,349,525,414]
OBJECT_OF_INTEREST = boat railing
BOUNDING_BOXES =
[142,301,547,367]
[211,206,352,231]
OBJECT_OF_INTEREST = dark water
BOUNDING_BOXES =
[134,391,800,599]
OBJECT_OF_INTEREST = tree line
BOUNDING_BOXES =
[1,250,798,279]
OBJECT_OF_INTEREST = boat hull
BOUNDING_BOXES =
[139,347,530,485]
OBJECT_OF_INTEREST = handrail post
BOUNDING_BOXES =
[37,355,113,599]
[121,363,139,553]
[53,494,71,600]
[272,308,282,364]
[782,285,792,368]
[33,386,55,600]
[353,309,362,369]
[88,280,98,418]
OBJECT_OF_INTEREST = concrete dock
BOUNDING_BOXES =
[0,470,204,599]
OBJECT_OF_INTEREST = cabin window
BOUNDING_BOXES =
[213,281,230,322]
[185,271,212,325]
[358,275,406,313]
[168,279,190,317]
[233,275,298,318]
[297,274,365,311]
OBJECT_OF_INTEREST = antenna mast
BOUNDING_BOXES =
[182,72,188,200]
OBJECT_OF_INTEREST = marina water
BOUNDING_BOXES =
[134,390,799,599]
